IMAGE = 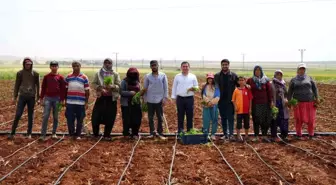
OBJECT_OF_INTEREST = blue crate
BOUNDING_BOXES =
[181,134,208,145]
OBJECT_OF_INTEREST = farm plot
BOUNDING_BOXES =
[0,75,335,185]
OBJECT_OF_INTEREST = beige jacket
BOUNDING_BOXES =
[92,71,121,101]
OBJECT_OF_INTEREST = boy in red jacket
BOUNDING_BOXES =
[39,61,66,141]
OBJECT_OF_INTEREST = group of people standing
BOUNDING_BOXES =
[8,57,320,142]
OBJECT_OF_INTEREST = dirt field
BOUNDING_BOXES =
[0,77,335,185]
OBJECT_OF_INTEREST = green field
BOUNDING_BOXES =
[1,65,336,83]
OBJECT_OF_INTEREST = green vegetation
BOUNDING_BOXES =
[0,65,336,83]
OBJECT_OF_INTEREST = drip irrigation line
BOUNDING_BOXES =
[117,135,142,185]
[0,135,64,182]
[162,113,170,133]
[3,138,39,159]
[167,133,178,185]
[209,137,244,185]
[277,134,336,167]
[313,138,336,149]
[241,135,291,185]
[53,136,103,185]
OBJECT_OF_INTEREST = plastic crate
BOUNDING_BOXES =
[181,134,208,145]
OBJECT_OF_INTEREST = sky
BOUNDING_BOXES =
[0,0,336,61]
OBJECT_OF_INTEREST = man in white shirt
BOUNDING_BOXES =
[171,61,199,134]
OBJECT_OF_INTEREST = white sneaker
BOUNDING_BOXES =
[158,135,167,140]
[211,135,217,141]
[27,134,32,139]
[51,134,58,139]
[147,135,154,139]
[76,137,81,140]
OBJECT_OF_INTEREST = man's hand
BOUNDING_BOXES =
[36,99,40,105]
[130,91,136,96]
[85,102,89,110]
[61,100,65,106]
[245,84,251,89]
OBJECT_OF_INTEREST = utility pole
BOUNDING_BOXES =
[202,56,205,70]
[142,58,144,68]
[242,54,245,70]
[298,49,306,63]
[174,57,177,68]
[131,58,133,66]
[112,52,119,72]
[160,58,162,69]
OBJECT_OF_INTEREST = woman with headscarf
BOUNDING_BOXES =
[247,65,273,142]
[91,58,121,140]
[271,70,289,142]
[120,67,143,139]
[288,63,319,139]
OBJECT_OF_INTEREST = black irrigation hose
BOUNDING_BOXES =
[277,134,336,167]
[243,140,292,185]
[0,135,64,182]
[117,135,142,185]
[313,137,336,149]
[53,136,103,185]
[3,138,39,159]
[167,133,178,185]
[209,137,244,185]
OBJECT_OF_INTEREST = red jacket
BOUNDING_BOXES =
[40,73,66,101]
[246,78,273,105]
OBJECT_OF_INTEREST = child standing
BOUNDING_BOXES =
[201,73,220,140]
[232,76,253,141]
[40,61,66,141]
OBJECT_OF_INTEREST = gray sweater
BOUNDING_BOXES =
[288,76,318,102]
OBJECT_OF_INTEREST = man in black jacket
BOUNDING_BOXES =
[214,59,238,140]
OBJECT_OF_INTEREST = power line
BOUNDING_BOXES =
[1,0,335,14]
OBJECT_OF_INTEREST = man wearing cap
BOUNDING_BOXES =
[214,59,239,141]
[39,61,66,141]
[91,58,121,140]
[288,63,319,139]
[171,61,199,135]
[8,57,40,140]
[143,60,169,139]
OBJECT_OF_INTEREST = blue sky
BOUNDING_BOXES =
[0,0,336,61]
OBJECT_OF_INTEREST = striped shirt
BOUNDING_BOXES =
[65,73,90,105]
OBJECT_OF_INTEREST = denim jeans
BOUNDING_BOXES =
[11,95,35,135]
[202,105,218,136]
[41,97,60,136]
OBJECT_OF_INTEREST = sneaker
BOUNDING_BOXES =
[76,137,81,140]
[252,137,259,142]
[211,135,217,141]
[8,134,14,140]
[221,136,229,140]
[262,138,272,143]
[158,135,167,140]
[244,136,250,142]
[26,134,32,139]
[229,136,236,142]
[39,136,46,141]
[103,137,112,141]
[51,134,58,139]
[146,135,154,139]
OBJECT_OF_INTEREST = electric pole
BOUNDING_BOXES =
[202,56,205,70]
[298,49,306,63]
[142,58,144,68]
[241,53,246,71]
[112,52,119,72]
[160,58,162,69]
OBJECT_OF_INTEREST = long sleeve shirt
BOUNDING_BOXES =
[13,69,40,100]
[143,72,168,103]
[40,73,66,101]
[288,76,318,102]
[171,73,198,99]
[246,78,273,105]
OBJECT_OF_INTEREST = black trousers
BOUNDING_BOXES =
[11,95,35,135]
[91,96,117,137]
[147,102,164,135]
[121,104,142,136]
[176,96,194,133]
